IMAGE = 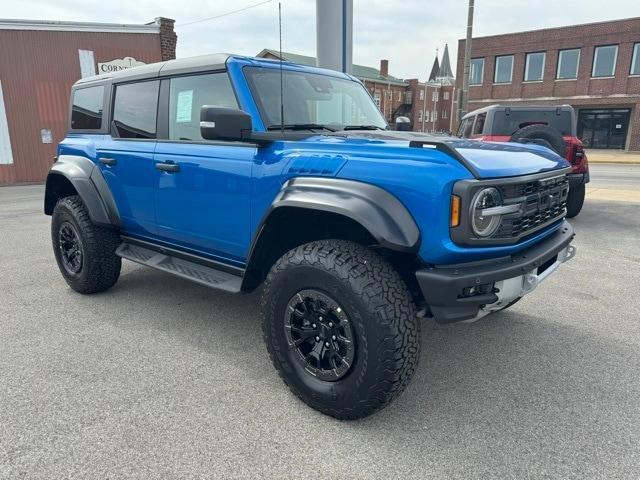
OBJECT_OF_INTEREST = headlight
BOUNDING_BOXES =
[470,187,502,237]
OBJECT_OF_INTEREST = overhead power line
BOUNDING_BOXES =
[177,0,273,27]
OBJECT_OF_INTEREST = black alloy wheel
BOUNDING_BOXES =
[58,221,84,275]
[284,289,355,381]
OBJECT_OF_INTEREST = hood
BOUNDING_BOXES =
[334,131,570,179]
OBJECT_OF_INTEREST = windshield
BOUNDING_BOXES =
[244,67,387,131]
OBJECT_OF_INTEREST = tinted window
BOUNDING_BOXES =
[557,49,580,79]
[472,113,486,135]
[71,86,104,130]
[494,55,514,83]
[631,43,640,75]
[169,73,238,141]
[592,45,618,77]
[491,110,573,136]
[470,58,484,85]
[524,52,545,81]
[112,81,159,139]
[458,117,474,137]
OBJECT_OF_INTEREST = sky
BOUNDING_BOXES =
[3,0,640,81]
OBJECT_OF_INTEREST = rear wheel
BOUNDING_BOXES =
[261,240,420,420]
[51,195,121,294]
[566,183,585,218]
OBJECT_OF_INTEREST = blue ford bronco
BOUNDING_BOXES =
[45,54,576,419]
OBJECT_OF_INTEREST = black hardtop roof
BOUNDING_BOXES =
[462,104,575,120]
[74,53,233,87]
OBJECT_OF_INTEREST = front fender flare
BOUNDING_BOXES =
[257,177,420,253]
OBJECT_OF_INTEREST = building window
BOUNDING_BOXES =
[425,111,430,122]
[442,110,448,119]
[71,85,104,130]
[557,48,580,79]
[494,55,514,83]
[112,80,160,139]
[387,90,393,100]
[373,92,381,108]
[419,89,424,100]
[592,45,618,77]
[432,90,439,101]
[470,58,484,85]
[398,91,402,101]
[433,110,437,121]
[524,52,545,81]
[631,43,640,75]
[443,91,449,100]
[418,110,423,122]
[169,73,238,141]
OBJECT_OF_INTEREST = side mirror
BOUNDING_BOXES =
[200,106,252,142]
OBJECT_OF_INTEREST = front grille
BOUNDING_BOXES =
[494,174,569,239]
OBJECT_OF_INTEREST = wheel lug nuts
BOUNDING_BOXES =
[331,335,336,340]
[328,322,333,327]
[312,323,316,328]
[319,316,323,321]
[325,341,330,347]
[315,336,320,341]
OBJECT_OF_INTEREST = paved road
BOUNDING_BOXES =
[1,174,639,479]
[588,163,640,191]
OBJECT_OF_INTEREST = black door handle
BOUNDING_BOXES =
[99,157,117,166]
[155,162,180,173]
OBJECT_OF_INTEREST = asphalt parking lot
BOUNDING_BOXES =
[1,164,639,479]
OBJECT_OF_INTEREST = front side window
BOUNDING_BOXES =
[631,43,640,75]
[557,49,580,79]
[470,58,484,85]
[112,81,159,139]
[494,55,514,84]
[592,45,618,77]
[244,67,386,130]
[169,73,237,141]
[524,52,545,81]
[71,86,104,130]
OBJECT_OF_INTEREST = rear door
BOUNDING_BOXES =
[96,80,160,237]
[153,71,254,265]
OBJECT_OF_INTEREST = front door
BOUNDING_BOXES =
[153,72,253,265]
[578,108,631,149]
[96,79,160,237]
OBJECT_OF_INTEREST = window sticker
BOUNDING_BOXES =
[176,90,194,123]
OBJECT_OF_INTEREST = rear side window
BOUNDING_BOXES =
[71,86,104,130]
[472,113,487,135]
[112,81,160,139]
[169,72,237,141]
[491,110,573,136]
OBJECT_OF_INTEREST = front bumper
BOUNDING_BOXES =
[568,172,590,188]
[416,220,576,323]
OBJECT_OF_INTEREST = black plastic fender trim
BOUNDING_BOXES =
[252,177,421,254]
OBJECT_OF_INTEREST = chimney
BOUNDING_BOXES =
[156,17,177,61]
[380,59,389,77]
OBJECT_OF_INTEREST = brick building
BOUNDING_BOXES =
[0,17,176,184]
[455,17,640,150]
[257,47,456,133]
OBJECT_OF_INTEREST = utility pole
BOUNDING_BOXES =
[457,0,474,124]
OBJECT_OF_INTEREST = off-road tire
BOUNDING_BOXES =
[260,240,420,420]
[510,124,566,156]
[566,183,585,218]
[51,195,121,294]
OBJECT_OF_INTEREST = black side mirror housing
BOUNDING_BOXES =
[200,106,253,142]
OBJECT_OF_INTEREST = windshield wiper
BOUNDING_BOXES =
[267,123,337,132]
[342,125,386,131]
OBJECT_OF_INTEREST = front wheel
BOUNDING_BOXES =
[566,183,585,218]
[260,240,420,420]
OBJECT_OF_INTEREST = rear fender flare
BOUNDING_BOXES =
[45,155,121,227]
